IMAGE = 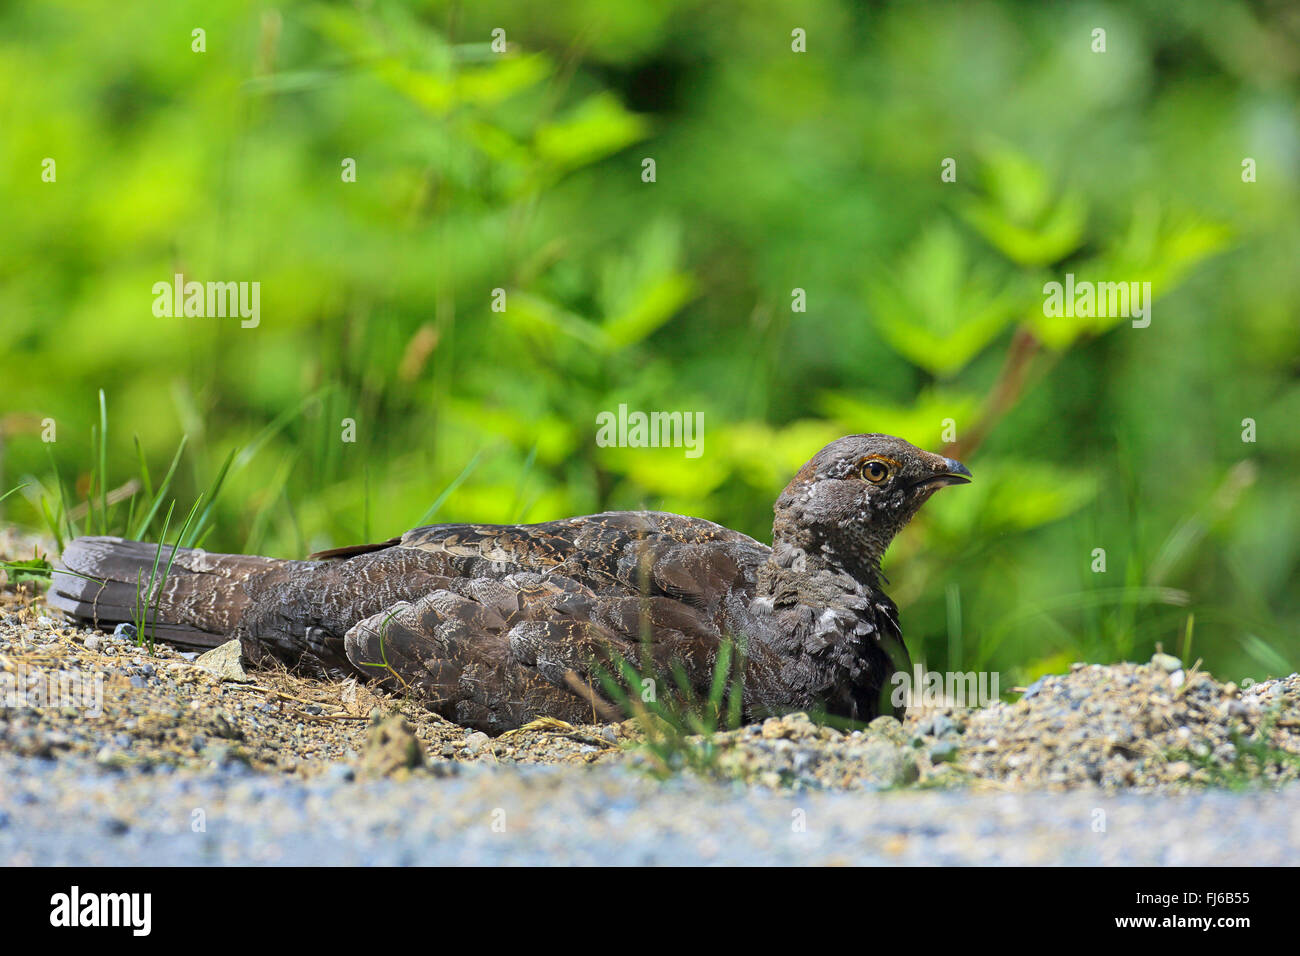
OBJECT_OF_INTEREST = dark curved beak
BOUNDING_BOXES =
[913,456,972,491]
[938,458,972,485]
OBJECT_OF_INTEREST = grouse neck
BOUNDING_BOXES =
[763,531,885,593]
[756,543,884,604]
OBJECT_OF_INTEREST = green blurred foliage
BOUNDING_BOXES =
[2,0,1298,689]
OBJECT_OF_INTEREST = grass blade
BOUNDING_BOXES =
[45,445,77,541]
[149,495,204,647]
[135,500,175,646]
[180,447,235,548]
[133,434,154,500]
[0,483,28,508]
[415,451,481,526]
[131,435,188,540]
[98,388,108,534]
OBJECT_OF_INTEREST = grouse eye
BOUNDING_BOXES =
[860,459,891,484]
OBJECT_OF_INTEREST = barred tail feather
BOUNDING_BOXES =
[47,536,292,649]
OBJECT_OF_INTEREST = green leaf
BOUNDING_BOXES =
[961,190,1087,267]
[1,556,52,588]
[819,389,982,450]
[927,458,1097,543]
[535,92,650,172]
[959,145,1088,266]
[505,292,613,351]
[604,273,696,348]
[1026,201,1232,348]
[599,219,696,347]
[866,223,1023,376]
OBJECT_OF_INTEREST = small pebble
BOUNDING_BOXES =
[1151,652,1183,673]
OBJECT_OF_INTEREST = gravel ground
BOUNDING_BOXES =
[2,596,1295,793]
[3,527,1299,864]
[2,754,1298,865]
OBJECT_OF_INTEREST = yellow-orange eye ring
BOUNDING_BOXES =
[860,459,891,483]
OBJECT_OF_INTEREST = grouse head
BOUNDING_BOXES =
[771,434,971,579]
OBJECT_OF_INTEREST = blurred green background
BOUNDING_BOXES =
[2,0,1298,689]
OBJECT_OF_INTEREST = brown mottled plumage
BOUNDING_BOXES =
[47,435,970,732]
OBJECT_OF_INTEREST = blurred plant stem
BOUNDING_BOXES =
[946,326,1055,460]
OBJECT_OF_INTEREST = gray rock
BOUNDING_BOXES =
[929,714,959,738]
[859,740,919,788]
[929,740,960,764]
[1151,652,1183,673]
[1021,676,1048,700]
[195,640,251,683]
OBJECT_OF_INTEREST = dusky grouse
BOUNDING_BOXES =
[48,434,970,731]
